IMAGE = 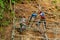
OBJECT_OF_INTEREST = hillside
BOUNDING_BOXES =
[0,0,60,40]
[14,0,60,40]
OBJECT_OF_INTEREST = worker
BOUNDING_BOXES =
[19,16,26,32]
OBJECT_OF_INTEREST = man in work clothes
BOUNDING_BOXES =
[29,11,37,22]
[36,11,46,29]
[19,16,26,32]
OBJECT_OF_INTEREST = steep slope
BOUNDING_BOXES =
[14,0,60,40]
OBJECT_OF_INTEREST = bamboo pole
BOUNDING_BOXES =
[10,0,16,40]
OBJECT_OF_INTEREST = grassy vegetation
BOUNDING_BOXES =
[0,0,15,38]
[0,0,15,27]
